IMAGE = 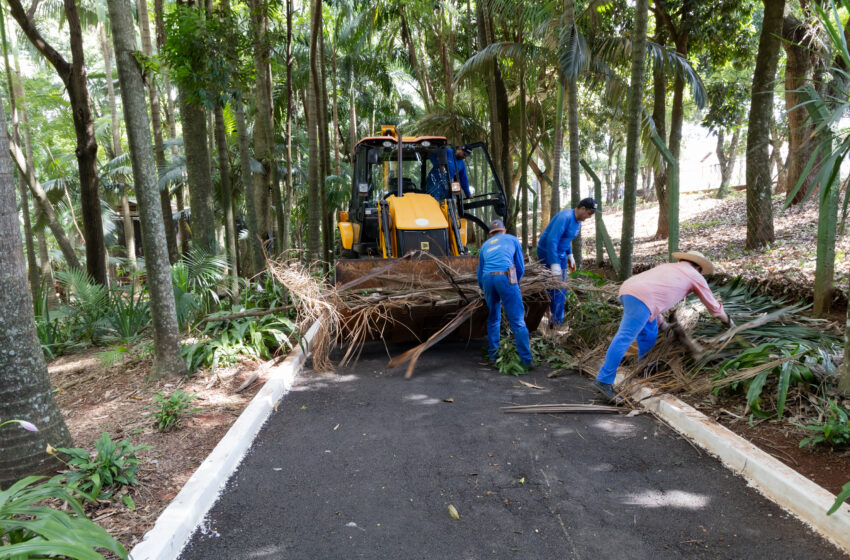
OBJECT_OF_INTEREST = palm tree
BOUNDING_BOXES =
[108,0,187,379]
[0,99,72,486]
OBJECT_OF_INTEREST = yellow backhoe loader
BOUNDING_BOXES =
[335,126,547,343]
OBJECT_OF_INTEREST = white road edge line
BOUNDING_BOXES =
[625,381,850,554]
[129,321,322,560]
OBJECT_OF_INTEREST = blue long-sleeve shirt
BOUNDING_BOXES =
[537,208,581,265]
[477,233,525,288]
[426,147,471,199]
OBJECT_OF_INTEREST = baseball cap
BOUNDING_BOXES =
[577,197,600,212]
[489,219,506,233]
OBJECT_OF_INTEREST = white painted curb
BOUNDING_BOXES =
[130,321,322,560]
[622,380,850,554]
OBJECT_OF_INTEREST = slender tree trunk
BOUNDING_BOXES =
[619,0,649,280]
[177,88,216,252]
[349,78,357,159]
[138,0,178,263]
[36,229,57,308]
[782,13,818,205]
[214,107,239,296]
[331,48,341,176]
[567,75,581,261]
[0,99,71,486]
[307,1,322,262]
[716,121,742,199]
[746,0,784,249]
[235,102,264,271]
[109,0,186,378]
[319,25,332,267]
[840,275,850,395]
[769,116,787,193]
[520,68,528,251]
[651,24,668,238]
[9,142,81,270]
[0,13,39,297]
[250,0,274,247]
[101,25,138,277]
[551,83,565,218]
[400,10,430,112]
[282,0,294,253]
[8,0,107,284]
[812,160,839,316]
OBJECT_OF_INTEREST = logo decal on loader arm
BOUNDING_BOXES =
[421,241,430,251]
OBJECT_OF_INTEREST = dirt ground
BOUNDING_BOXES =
[48,347,273,550]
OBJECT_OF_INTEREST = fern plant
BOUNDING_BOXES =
[55,269,110,343]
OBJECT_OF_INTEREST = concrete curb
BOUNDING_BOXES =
[129,321,322,560]
[624,382,850,554]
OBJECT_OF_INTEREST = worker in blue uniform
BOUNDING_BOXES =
[477,219,533,368]
[536,197,598,326]
[426,145,471,200]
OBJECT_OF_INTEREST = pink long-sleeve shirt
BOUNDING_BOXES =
[619,261,727,322]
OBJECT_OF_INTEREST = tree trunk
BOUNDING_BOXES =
[746,0,784,250]
[36,229,57,308]
[840,274,850,395]
[400,10,430,112]
[782,13,817,205]
[138,0,178,263]
[567,74,581,262]
[812,160,839,317]
[282,0,294,253]
[250,0,275,249]
[101,25,138,276]
[619,0,649,280]
[319,25,332,267]
[8,0,107,284]
[0,99,71,486]
[234,102,264,272]
[551,83,565,218]
[520,68,528,251]
[651,24,668,239]
[177,89,216,252]
[0,14,39,298]
[109,0,186,378]
[769,116,787,193]
[716,120,742,199]
[9,142,81,270]
[214,106,240,296]
[307,1,322,262]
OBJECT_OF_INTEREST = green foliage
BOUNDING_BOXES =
[171,248,229,328]
[0,475,128,558]
[530,336,574,369]
[55,433,149,503]
[55,269,110,343]
[798,400,850,449]
[828,481,850,515]
[101,285,151,343]
[494,335,528,376]
[563,285,622,348]
[33,279,80,359]
[149,389,201,432]
[182,313,297,374]
[161,4,248,109]
[694,278,841,418]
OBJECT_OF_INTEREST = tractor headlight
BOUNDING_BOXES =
[358,183,369,193]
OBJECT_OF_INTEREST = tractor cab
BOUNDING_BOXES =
[339,126,508,259]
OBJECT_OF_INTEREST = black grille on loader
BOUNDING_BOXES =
[397,229,450,256]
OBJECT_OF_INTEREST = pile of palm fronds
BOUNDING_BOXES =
[570,277,843,418]
[267,255,573,372]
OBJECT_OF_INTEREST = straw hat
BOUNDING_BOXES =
[672,250,714,275]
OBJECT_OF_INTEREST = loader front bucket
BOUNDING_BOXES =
[334,256,547,344]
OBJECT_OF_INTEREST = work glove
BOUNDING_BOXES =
[567,254,577,273]
[550,263,563,276]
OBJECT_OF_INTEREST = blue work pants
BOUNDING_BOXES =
[481,274,532,364]
[537,248,567,326]
[596,295,658,384]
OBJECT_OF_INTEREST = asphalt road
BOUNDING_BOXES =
[180,341,845,560]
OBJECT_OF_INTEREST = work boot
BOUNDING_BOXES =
[592,380,623,405]
[521,361,536,373]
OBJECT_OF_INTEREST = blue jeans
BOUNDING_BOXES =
[596,295,658,384]
[481,274,532,364]
[537,248,567,325]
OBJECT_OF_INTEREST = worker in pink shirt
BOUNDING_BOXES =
[593,251,734,402]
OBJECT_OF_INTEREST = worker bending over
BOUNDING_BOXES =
[593,251,733,402]
[426,145,471,200]
[477,219,533,369]
[536,197,598,326]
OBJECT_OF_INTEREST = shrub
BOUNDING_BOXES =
[149,389,201,432]
[56,432,149,505]
[101,285,151,343]
[0,475,128,558]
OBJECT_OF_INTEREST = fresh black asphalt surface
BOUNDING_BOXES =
[180,341,845,559]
